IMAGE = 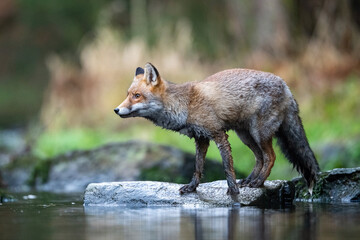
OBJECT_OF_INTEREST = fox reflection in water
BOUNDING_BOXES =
[84,205,321,240]
[189,206,316,240]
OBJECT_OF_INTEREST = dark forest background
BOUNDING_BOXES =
[0,0,359,180]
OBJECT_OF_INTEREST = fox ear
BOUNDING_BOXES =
[135,67,144,76]
[144,63,160,86]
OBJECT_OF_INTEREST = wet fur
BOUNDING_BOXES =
[116,64,320,195]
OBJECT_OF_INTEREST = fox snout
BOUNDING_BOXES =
[114,107,132,118]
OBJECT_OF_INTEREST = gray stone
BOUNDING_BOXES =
[293,167,360,203]
[84,180,295,208]
[1,168,32,192]
[0,129,30,191]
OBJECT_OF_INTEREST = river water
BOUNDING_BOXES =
[0,192,359,240]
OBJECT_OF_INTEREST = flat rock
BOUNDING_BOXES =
[84,180,295,208]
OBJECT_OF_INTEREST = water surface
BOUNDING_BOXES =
[0,193,359,240]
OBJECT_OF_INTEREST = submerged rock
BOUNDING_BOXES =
[84,180,295,208]
[293,167,360,203]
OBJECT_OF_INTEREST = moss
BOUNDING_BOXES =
[27,159,52,186]
[293,174,326,200]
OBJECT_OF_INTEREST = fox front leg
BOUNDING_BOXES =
[179,137,209,194]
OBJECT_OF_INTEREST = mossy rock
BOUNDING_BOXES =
[2,141,246,193]
[293,167,360,203]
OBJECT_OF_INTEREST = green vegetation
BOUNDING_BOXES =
[28,159,52,186]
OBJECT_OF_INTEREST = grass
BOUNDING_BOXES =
[33,128,104,159]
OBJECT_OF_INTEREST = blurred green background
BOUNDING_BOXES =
[0,0,359,181]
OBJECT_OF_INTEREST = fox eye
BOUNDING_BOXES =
[134,93,141,99]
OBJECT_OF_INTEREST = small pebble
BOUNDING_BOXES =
[23,195,37,200]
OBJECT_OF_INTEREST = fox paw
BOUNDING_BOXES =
[179,184,197,194]
[226,186,240,196]
[247,178,265,188]
[238,178,252,187]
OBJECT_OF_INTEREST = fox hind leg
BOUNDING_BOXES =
[235,129,264,187]
[214,132,239,195]
[247,138,276,188]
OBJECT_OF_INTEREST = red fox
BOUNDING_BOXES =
[114,63,320,195]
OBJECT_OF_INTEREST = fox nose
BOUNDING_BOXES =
[114,108,119,114]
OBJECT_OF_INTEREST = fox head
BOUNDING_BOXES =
[114,63,165,118]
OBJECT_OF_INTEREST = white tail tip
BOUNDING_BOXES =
[308,181,314,196]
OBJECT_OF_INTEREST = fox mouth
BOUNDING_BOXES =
[118,112,136,118]
[115,107,139,118]
[117,111,137,118]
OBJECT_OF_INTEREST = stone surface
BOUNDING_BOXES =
[293,167,360,203]
[84,180,295,208]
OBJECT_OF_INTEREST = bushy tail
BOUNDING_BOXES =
[275,108,320,193]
